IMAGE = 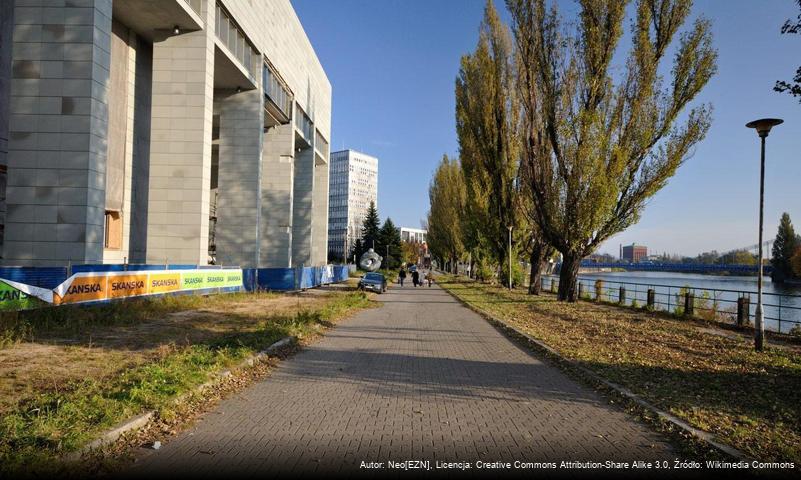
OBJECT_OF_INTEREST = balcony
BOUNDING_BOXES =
[315,129,329,164]
[263,62,292,127]
[112,0,203,41]
[295,104,313,148]
[212,3,258,90]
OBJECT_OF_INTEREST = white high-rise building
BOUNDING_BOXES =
[328,149,378,261]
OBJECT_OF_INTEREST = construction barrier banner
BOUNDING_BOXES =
[224,270,243,287]
[0,280,47,310]
[108,274,149,299]
[6,268,247,309]
[57,275,107,305]
[182,272,207,290]
[148,272,182,294]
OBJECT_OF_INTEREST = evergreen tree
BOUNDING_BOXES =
[772,212,800,282]
[379,218,403,269]
[361,201,380,252]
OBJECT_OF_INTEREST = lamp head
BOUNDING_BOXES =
[746,118,783,138]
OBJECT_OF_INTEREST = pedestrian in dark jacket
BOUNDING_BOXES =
[399,268,407,286]
[412,270,420,287]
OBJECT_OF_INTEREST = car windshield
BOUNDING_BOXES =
[364,273,383,281]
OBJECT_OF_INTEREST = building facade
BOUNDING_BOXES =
[0,0,331,268]
[400,227,426,244]
[621,243,648,263]
[327,149,377,261]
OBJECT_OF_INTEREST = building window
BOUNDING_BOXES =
[215,2,257,79]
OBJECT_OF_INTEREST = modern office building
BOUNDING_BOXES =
[621,243,648,263]
[0,0,331,268]
[327,149,377,261]
[400,227,426,244]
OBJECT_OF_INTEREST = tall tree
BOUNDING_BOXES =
[379,218,402,269]
[456,0,521,273]
[772,212,801,282]
[507,0,717,301]
[360,201,380,252]
[427,155,467,273]
[775,0,801,102]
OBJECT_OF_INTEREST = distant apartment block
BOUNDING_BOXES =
[0,0,331,268]
[400,227,426,244]
[621,243,648,263]
[327,149,378,261]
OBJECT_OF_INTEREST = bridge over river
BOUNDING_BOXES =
[578,261,773,276]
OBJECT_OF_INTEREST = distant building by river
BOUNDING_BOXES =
[621,243,648,263]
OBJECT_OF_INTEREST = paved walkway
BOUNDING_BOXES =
[130,283,676,475]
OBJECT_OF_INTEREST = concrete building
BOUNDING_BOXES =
[621,243,648,263]
[327,149,377,261]
[0,0,331,267]
[400,227,426,244]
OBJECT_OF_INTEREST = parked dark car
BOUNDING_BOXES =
[358,272,387,293]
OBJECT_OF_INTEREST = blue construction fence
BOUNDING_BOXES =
[242,265,351,292]
[0,264,352,292]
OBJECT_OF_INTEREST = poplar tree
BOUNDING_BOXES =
[427,155,467,274]
[507,0,717,301]
[455,0,521,273]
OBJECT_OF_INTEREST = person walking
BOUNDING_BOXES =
[411,269,420,288]
[399,267,407,287]
[426,270,433,287]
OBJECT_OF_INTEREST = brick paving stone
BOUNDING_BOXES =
[128,283,678,476]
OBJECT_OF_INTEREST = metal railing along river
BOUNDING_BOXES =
[542,275,801,335]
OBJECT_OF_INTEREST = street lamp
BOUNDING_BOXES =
[745,117,783,352]
[507,225,513,291]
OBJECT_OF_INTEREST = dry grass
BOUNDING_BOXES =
[440,277,801,464]
[0,289,372,473]
[0,293,329,415]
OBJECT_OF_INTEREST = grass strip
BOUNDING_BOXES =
[438,276,801,465]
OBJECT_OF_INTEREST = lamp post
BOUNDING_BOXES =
[745,117,783,352]
[507,225,513,291]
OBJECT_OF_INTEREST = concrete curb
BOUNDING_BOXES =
[440,283,751,461]
[70,335,297,459]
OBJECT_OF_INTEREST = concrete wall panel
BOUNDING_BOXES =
[3,0,111,266]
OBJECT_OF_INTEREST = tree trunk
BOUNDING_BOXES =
[557,252,581,302]
[528,240,547,295]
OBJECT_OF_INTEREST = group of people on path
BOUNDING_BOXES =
[398,265,433,288]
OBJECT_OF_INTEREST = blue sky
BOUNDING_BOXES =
[293,0,801,258]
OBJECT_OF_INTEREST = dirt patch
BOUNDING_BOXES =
[0,292,338,417]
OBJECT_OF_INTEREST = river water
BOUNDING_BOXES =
[543,271,801,334]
